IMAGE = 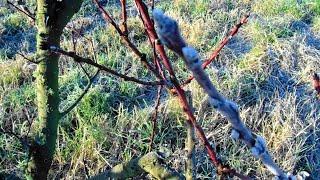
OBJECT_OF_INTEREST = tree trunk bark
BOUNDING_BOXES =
[27,1,83,179]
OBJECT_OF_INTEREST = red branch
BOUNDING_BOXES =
[182,14,250,86]
[134,1,250,179]
[135,1,175,76]
[92,0,165,81]
[93,0,249,178]
[120,0,128,35]
[134,1,248,179]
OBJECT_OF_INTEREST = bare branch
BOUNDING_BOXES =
[59,70,99,117]
[149,85,162,152]
[49,46,164,86]
[7,0,35,22]
[120,0,128,35]
[92,0,164,81]
[79,63,91,78]
[17,52,40,64]
[135,2,240,178]
[152,9,304,179]
[181,13,250,86]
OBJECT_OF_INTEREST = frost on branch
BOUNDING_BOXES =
[153,8,309,180]
[153,9,186,55]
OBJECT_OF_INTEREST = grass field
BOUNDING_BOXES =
[1,0,320,179]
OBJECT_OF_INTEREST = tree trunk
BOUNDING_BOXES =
[27,1,83,179]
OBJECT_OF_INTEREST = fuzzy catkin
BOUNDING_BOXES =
[152,8,309,180]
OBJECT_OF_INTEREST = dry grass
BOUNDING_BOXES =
[0,0,319,179]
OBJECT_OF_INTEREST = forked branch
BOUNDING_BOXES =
[134,1,248,179]
[153,9,307,180]
[92,0,161,79]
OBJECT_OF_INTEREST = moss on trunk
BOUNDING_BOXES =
[27,1,83,179]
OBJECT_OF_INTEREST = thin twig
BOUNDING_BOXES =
[153,9,298,179]
[50,46,164,86]
[17,52,40,64]
[185,91,196,180]
[92,0,163,81]
[134,2,241,178]
[0,128,29,149]
[59,35,100,118]
[59,68,99,117]
[7,0,35,22]
[79,63,91,78]
[181,13,250,86]
[92,0,140,55]
[149,85,162,152]
[152,8,251,179]
[66,21,100,115]
[120,0,128,35]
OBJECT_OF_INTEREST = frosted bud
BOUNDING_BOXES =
[153,9,165,22]
[152,9,186,52]
[255,135,267,150]
[230,129,240,140]
[251,147,260,157]
[182,47,200,66]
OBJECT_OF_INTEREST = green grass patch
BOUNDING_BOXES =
[253,0,304,19]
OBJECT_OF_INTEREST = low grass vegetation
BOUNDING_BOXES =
[1,0,319,179]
